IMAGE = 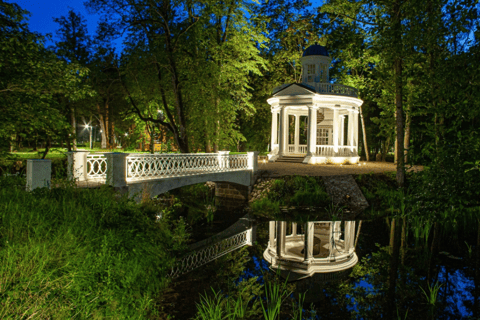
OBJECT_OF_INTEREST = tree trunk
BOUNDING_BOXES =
[105,102,110,149]
[404,111,411,164]
[389,218,396,253]
[213,97,220,153]
[65,135,71,151]
[71,107,77,150]
[205,118,212,153]
[96,104,107,149]
[394,137,398,164]
[150,125,155,154]
[111,121,116,149]
[394,58,405,188]
[401,217,406,265]
[382,137,391,162]
[387,218,401,319]
[359,106,370,161]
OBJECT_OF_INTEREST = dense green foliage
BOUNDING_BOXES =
[0,177,189,318]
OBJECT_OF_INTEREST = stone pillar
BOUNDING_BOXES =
[271,110,278,151]
[307,106,317,156]
[105,153,128,188]
[67,151,88,181]
[247,151,259,175]
[276,221,286,257]
[304,222,314,261]
[218,151,230,169]
[278,107,287,156]
[269,221,276,251]
[333,108,339,153]
[294,114,300,153]
[26,159,51,191]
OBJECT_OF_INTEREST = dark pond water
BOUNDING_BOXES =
[236,218,477,319]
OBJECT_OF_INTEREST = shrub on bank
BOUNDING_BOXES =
[0,177,188,318]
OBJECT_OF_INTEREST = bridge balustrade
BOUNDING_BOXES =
[67,151,258,186]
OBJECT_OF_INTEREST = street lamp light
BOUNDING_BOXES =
[85,124,92,149]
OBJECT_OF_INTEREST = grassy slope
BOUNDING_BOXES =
[0,177,188,318]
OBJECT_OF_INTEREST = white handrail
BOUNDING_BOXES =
[126,153,249,180]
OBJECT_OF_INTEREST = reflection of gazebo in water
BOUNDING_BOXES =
[263,221,358,281]
[267,44,363,164]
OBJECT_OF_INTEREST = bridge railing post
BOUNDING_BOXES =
[247,151,259,175]
[218,151,230,169]
[67,151,89,181]
[26,159,51,191]
[105,153,129,188]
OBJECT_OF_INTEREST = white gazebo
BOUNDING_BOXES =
[263,220,358,281]
[268,45,363,164]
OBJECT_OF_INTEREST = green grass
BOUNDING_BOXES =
[0,176,189,318]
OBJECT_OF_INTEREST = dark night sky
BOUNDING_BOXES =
[8,0,101,40]
[8,0,324,49]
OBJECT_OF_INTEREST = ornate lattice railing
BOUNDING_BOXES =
[316,83,358,97]
[169,229,251,279]
[126,153,249,180]
[86,154,107,180]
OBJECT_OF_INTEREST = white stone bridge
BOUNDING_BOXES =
[67,151,259,200]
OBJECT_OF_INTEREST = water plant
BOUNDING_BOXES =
[420,281,442,320]
[260,276,291,320]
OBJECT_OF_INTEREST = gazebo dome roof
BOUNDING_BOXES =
[303,44,329,57]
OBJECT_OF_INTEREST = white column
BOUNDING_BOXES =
[292,222,297,236]
[304,222,314,261]
[349,110,354,150]
[333,107,339,153]
[350,221,356,252]
[269,221,275,251]
[340,116,345,146]
[307,106,317,156]
[354,111,359,150]
[105,152,128,188]
[294,114,300,153]
[276,221,286,257]
[271,110,278,151]
[26,159,51,191]
[279,107,287,156]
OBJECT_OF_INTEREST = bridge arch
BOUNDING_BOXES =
[127,170,253,200]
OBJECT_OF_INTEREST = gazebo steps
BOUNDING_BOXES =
[276,156,305,163]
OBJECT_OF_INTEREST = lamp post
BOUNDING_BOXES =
[86,124,92,149]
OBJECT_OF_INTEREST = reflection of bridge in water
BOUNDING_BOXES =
[69,151,258,199]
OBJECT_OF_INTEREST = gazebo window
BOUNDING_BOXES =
[307,64,315,82]
[317,128,329,145]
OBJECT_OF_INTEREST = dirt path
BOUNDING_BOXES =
[256,161,423,177]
